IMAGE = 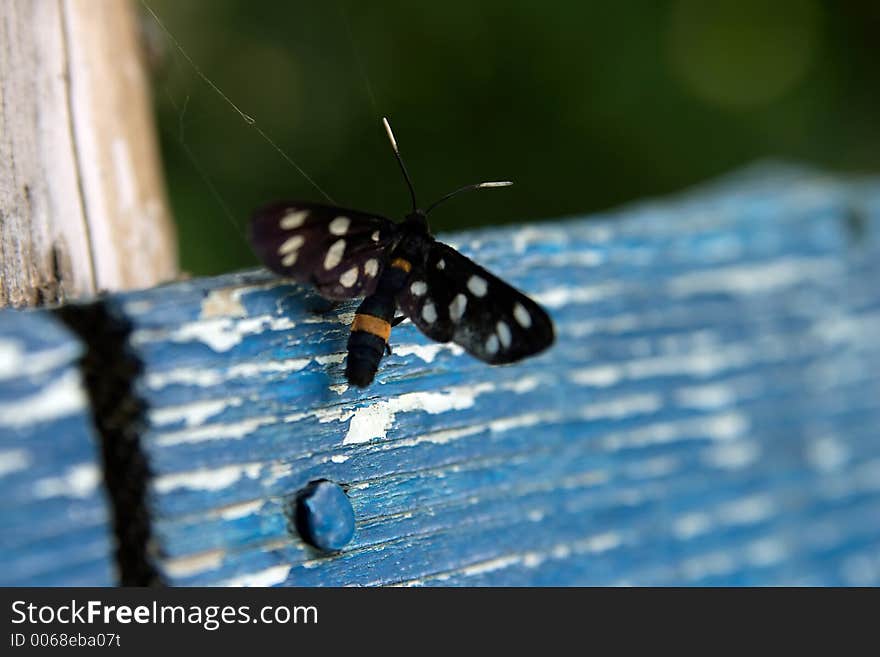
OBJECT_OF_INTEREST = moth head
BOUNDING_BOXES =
[403,210,430,233]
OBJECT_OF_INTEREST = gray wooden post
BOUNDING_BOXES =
[0,0,177,308]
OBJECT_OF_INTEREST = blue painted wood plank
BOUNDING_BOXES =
[104,165,880,585]
[0,311,116,585]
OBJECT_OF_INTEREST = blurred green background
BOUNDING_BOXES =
[143,0,880,276]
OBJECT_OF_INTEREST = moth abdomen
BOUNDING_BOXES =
[344,255,415,387]
[345,328,386,387]
[345,304,394,388]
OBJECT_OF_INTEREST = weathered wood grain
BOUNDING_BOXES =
[0,310,114,585]
[0,0,177,308]
[2,164,878,586]
[105,165,880,586]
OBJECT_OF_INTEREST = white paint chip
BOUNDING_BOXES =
[154,463,263,494]
[324,239,346,269]
[704,441,760,470]
[343,382,495,444]
[145,357,311,389]
[468,275,488,297]
[223,564,292,587]
[150,398,241,428]
[200,288,248,319]
[0,449,31,477]
[33,464,101,499]
[0,370,86,428]
[329,216,350,235]
[674,512,713,539]
[0,339,79,381]
[669,257,838,297]
[569,365,622,387]
[155,416,277,447]
[676,384,737,410]
[392,342,464,363]
[164,551,225,579]
[216,499,264,521]
[535,283,622,309]
[806,437,849,471]
[280,210,308,229]
[134,314,297,353]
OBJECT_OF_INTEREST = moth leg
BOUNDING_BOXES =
[384,315,408,356]
[307,298,344,316]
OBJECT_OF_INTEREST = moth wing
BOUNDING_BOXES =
[249,202,399,299]
[397,242,554,364]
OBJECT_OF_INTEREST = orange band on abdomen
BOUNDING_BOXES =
[351,314,391,341]
[390,257,412,273]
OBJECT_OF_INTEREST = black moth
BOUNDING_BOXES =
[249,118,554,388]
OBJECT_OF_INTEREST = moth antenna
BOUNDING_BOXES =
[383,117,419,213]
[425,181,513,215]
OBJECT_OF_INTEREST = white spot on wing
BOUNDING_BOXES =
[468,275,488,297]
[324,239,346,269]
[410,281,427,296]
[280,210,308,229]
[339,266,359,287]
[281,252,298,267]
[514,302,532,328]
[436,258,446,270]
[449,294,467,321]
[422,301,437,323]
[278,234,304,255]
[278,236,304,255]
[485,334,499,355]
[497,321,512,348]
[329,216,350,235]
[364,259,379,277]
[371,230,380,242]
